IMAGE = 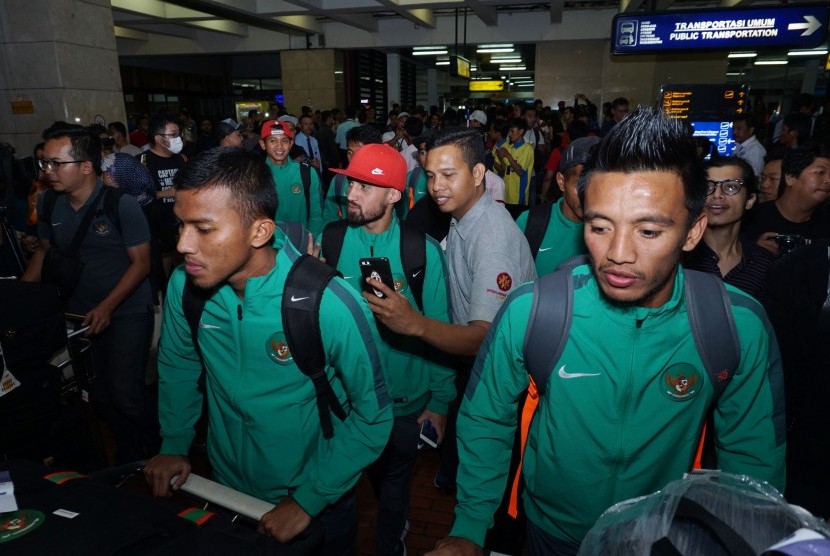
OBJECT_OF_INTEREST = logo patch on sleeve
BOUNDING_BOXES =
[496,272,512,291]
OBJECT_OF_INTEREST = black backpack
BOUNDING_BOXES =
[321,219,427,312]
[181,254,347,439]
[40,187,125,237]
[507,266,741,518]
[522,202,555,260]
[297,161,316,219]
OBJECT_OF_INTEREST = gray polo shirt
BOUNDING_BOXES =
[37,181,152,316]
[447,193,536,325]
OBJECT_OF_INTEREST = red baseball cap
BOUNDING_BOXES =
[331,144,406,191]
[260,120,294,140]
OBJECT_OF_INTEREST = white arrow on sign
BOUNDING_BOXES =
[787,15,822,37]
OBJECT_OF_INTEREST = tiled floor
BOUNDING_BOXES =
[355,449,456,555]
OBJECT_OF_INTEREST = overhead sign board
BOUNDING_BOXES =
[613,5,829,54]
[450,56,471,79]
[659,83,749,156]
[469,80,505,92]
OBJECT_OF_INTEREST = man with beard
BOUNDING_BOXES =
[319,144,454,556]
[426,106,785,556]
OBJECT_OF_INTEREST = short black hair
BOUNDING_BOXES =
[611,97,629,109]
[346,124,382,146]
[41,121,103,176]
[764,145,787,165]
[404,116,423,137]
[704,156,758,195]
[108,121,128,138]
[427,127,485,171]
[148,114,179,145]
[508,117,527,133]
[173,147,277,226]
[782,112,813,146]
[578,105,706,229]
[733,113,757,130]
[781,143,830,182]
[321,110,332,121]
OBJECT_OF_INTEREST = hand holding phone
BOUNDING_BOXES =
[418,419,439,449]
[359,257,394,299]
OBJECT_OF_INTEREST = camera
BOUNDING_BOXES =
[773,234,809,254]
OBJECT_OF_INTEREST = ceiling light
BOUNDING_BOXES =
[728,52,756,58]
[517,83,535,87]
[413,49,448,56]
[413,45,447,50]
[499,65,526,71]
[754,59,787,66]
[494,58,522,64]
[436,61,450,66]
[477,48,515,53]
[479,43,513,48]
[725,72,742,76]
[788,48,828,56]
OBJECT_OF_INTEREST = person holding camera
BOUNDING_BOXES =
[683,157,775,302]
[741,144,830,257]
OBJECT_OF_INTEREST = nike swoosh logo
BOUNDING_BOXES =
[52,222,63,227]
[558,365,601,379]
[411,269,423,278]
[342,276,353,280]
[199,320,220,330]
[538,247,552,252]
[290,295,309,302]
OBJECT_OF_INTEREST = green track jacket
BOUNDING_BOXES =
[267,158,324,237]
[451,264,786,545]
[322,217,455,417]
[157,233,393,517]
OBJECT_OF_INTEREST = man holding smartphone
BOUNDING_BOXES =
[322,143,456,556]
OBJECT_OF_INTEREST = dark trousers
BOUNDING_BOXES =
[366,412,421,556]
[315,489,358,556]
[526,519,580,556]
[90,308,160,464]
[438,368,470,485]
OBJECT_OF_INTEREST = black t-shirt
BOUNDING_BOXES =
[741,201,830,243]
[139,151,186,252]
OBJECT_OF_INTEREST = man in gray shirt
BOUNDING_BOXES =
[363,128,536,489]
[23,122,158,464]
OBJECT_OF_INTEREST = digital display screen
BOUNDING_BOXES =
[613,5,829,54]
[690,121,735,157]
[451,56,471,79]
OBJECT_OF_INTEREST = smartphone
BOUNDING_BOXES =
[359,257,394,298]
[418,419,439,449]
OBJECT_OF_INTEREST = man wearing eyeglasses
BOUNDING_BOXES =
[139,114,187,291]
[683,157,775,303]
[22,122,159,465]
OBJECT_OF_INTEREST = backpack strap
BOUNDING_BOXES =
[399,221,426,313]
[651,496,755,556]
[282,254,346,439]
[182,281,213,352]
[334,173,347,197]
[321,219,349,270]
[509,268,574,517]
[682,268,740,401]
[300,161,312,219]
[277,221,309,252]
[101,186,124,235]
[524,203,554,260]
[684,268,740,470]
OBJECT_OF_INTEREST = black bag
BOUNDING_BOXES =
[40,186,107,298]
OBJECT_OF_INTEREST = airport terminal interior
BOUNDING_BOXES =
[1,1,830,555]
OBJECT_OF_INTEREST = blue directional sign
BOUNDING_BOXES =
[613,5,829,54]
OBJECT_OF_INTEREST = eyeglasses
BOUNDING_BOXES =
[160,131,182,138]
[706,179,744,196]
[37,159,85,172]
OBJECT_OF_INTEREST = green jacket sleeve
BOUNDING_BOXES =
[450,286,533,546]
[322,175,343,225]
[307,171,325,238]
[291,278,393,516]
[423,236,455,415]
[714,292,786,492]
[157,269,206,456]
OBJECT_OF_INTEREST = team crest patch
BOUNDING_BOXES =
[496,272,512,292]
[266,333,293,365]
[94,221,110,236]
[290,184,303,195]
[660,363,703,401]
[0,509,45,543]
[392,273,407,294]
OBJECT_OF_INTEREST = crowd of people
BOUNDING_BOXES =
[6,91,830,555]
